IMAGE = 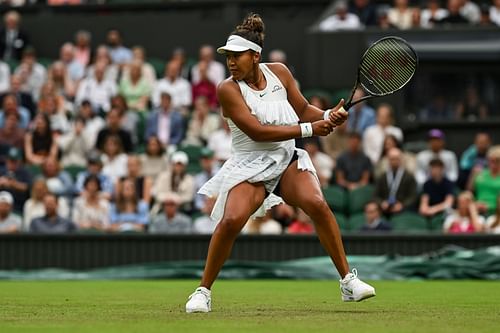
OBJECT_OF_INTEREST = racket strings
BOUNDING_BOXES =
[359,38,417,96]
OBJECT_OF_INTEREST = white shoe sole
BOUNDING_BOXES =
[342,290,376,302]
[186,307,210,313]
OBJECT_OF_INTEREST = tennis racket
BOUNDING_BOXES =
[342,36,418,111]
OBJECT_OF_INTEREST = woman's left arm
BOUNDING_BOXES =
[268,63,347,124]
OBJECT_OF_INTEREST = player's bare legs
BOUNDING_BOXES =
[279,161,349,277]
[199,181,266,289]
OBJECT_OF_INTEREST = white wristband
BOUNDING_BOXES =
[323,109,331,120]
[300,122,313,138]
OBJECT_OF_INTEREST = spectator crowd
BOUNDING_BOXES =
[0,6,499,236]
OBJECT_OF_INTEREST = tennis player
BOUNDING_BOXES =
[186,13,375,313]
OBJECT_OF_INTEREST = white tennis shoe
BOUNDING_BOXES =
[186,287,211,313]
[340,268,376,302]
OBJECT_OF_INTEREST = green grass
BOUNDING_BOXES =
[0,280,499,333]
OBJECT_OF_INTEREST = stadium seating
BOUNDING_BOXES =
[348,213,366,232]
[334,213,348,231]
[390,212,428,233]
[322,185,346,215]
[347,185,374,215]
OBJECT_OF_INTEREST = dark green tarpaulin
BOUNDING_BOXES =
[1,246,500,280]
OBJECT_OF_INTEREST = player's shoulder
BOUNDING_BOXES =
[217,77,240,94]
[265,62,292,75]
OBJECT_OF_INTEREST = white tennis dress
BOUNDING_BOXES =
[199,63,317,222]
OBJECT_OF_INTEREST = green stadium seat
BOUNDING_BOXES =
[64,165,86,181]
[322,185,346,215]
[6,59,18,72]
[334,213,349,231]
[148,57,166,78]
[38,57,54,69]
[390,212,428,233]
[429,213,446,232]
[347,185,374,215]
[26,164,42,178]
[178,144,203,175]
[348,213,366,232]
[302,89,332,104]
[331,88,351,104]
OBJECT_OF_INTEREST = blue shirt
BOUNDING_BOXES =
[346,105,376,134]
[108,46,133,65]
[75,171,113,195]
[109,201,149,227]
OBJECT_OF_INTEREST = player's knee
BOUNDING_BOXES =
[218,215,245,235]
[302,194,330,216]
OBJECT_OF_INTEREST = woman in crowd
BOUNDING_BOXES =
[139,136,169,181]
[443,191,484,234]
[72,174,110,232]
[24,113,58,166]
[109,178,148,232]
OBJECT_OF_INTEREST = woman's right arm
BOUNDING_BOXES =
[218,80,334,142]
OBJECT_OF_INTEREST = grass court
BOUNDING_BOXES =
[1,280,499,333]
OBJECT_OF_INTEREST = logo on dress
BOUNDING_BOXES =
[272,85,282,93]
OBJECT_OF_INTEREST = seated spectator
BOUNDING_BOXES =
[46,61,77,102]
[374,148,417,217]
[40,157,74,199]
[455,86,488,120]
[471,146,500,214]
[346,89,376,135]
[75,150,113,198]
[110,95,140,145]
[38,94,71,134]
[24,113,58,166]
[76,60,117,114]
[318,0,362,31]
[0,147,31,213]
[436,0,470,25]
[72,175,110,232]
[375,134,416,179]
[73,30,92,67]
[479,3,495,26]
[116,155,152,205]
[118,60,152,113]
[139,136,169,181]
[77,100,105,148]
[106,29,133,66]
[192,196,218,234]
[14,47,46,101]
[183,96,221,147]
[149,193,192,234]
[415,129,458,187]
[207,119,232,164]
[145,92,185,148]
[321,121,348,161]
[152,151,195,213]
[459,132,490,189]
[485,194,500,234]
[193,148,219,212]
[349,0,377,26]
[0,112,25,150]
[95,107,133,153]
[0,74,36,118]
[58,116,93,168]
[0,93,30,129]
[363,103,403,165]
[387,0,415,29]
[419,159,455,218]
[101,135,128,184]
[360,201,392,232]
[191,45,226,86]
[38,80,69,120]
[109,178,148,233]
[86,45,119,82]
[170,47,190,80]
[0,60,10,94]
[491,0,500,26]
[0,191,21,233]
[303,138,334,187]
[420,0,449,28]
[152,60,192,110]
[335,132,372,191]
[30,193,77,234]
[242,210,283,235]
[443,191,484,234]
[287,208,315,234]
[460,0,481,24]
[0,10,30,62]
[22,179,70,231]
[191,61,217,109]
[121,46,157,87]
[59,42,85,83]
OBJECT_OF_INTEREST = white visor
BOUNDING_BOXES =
[217,35,262,54]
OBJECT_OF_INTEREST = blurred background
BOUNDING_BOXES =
[0,0,499,278]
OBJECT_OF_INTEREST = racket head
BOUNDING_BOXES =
[357,36,418,98]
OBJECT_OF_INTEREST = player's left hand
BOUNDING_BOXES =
[329,99,348,126]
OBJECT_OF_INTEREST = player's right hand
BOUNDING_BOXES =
[312,119,335,136]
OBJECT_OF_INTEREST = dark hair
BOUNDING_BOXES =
[83,174,102,192]
[429,158,444,168]
[347,131,362,140]
[365,200,380,212]
[232,13,265,48]
[146,136,165,157]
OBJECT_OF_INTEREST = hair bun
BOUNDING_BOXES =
[239,13,264,33]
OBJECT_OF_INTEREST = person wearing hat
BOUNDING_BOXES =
[0,147,31,213]
[149,192,192,234]
[74,150,113,199]
[0,191,21,233]
[186,13,374,314]
[415,129,458,187]
[152,150,194,214]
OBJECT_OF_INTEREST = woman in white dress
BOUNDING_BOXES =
[186,14,375,313]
